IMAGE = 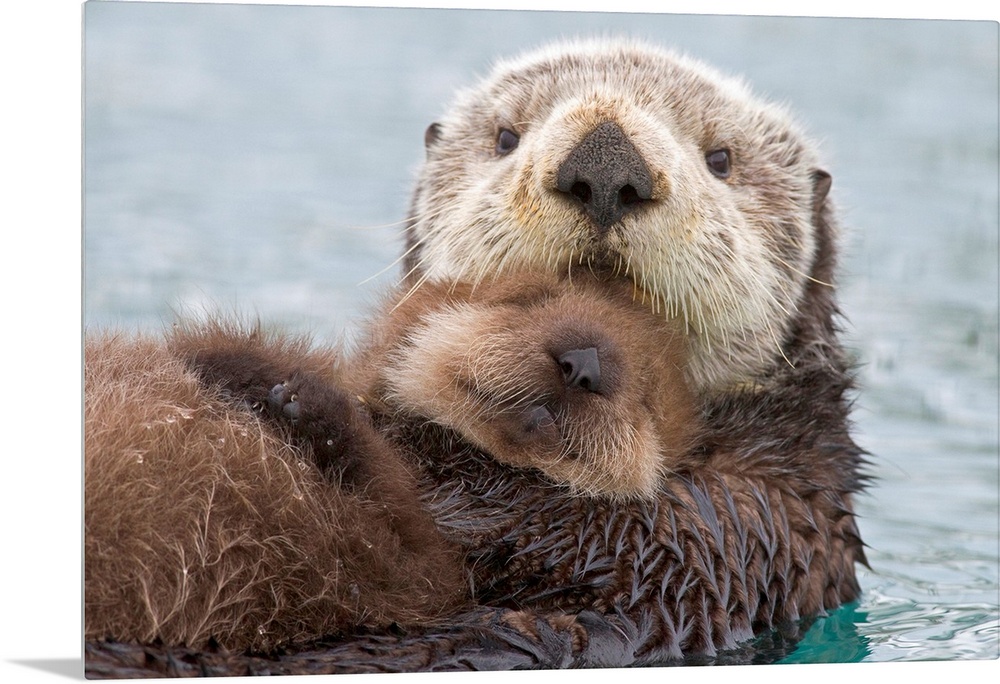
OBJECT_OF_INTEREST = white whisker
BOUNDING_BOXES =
[358,237,425,286]
[773,254,834,288]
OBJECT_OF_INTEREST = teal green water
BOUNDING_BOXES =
[83,4,999,664]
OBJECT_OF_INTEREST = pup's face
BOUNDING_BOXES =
[380,273,699,500]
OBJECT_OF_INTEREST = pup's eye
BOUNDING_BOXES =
[705,149,731,178]
[496,128,520,155]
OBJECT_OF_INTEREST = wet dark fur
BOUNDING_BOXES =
[367,249,868,663]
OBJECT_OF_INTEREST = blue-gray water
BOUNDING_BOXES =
[83,2,999,666]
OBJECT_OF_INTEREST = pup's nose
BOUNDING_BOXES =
[558,347,602,394]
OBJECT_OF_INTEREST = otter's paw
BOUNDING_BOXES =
[261,373,371,483]
[265,374,352,436]
[267,381,302,425]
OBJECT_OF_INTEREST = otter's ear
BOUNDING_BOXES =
[811,169,832,214]
[424,123,442,153]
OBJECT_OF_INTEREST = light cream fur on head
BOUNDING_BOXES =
[406,38,831,394]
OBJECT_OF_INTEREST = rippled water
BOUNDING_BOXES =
[83,4,999,666]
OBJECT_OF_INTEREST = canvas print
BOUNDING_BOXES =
[80,2,999,677]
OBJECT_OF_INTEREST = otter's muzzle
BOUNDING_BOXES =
[555,121,653,233]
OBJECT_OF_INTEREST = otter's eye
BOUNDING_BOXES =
[495,128,520,155]
[705,149,731,179]
[523,404,556,435]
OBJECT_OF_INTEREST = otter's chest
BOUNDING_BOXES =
[402,428,681,612]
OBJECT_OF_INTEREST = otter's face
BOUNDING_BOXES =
[405,40,833,393]
[381,277,698,500]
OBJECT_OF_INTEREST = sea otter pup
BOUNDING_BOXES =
[85,38,867,675]
[85,270,697,653]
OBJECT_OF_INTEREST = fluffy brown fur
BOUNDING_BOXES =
[84,330,466,653]
[85,270,698,654]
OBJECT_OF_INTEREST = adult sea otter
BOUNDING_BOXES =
[84,38,867,676]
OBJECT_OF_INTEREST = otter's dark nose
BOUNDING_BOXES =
[555,121,653,233]
[558,347,602,394]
